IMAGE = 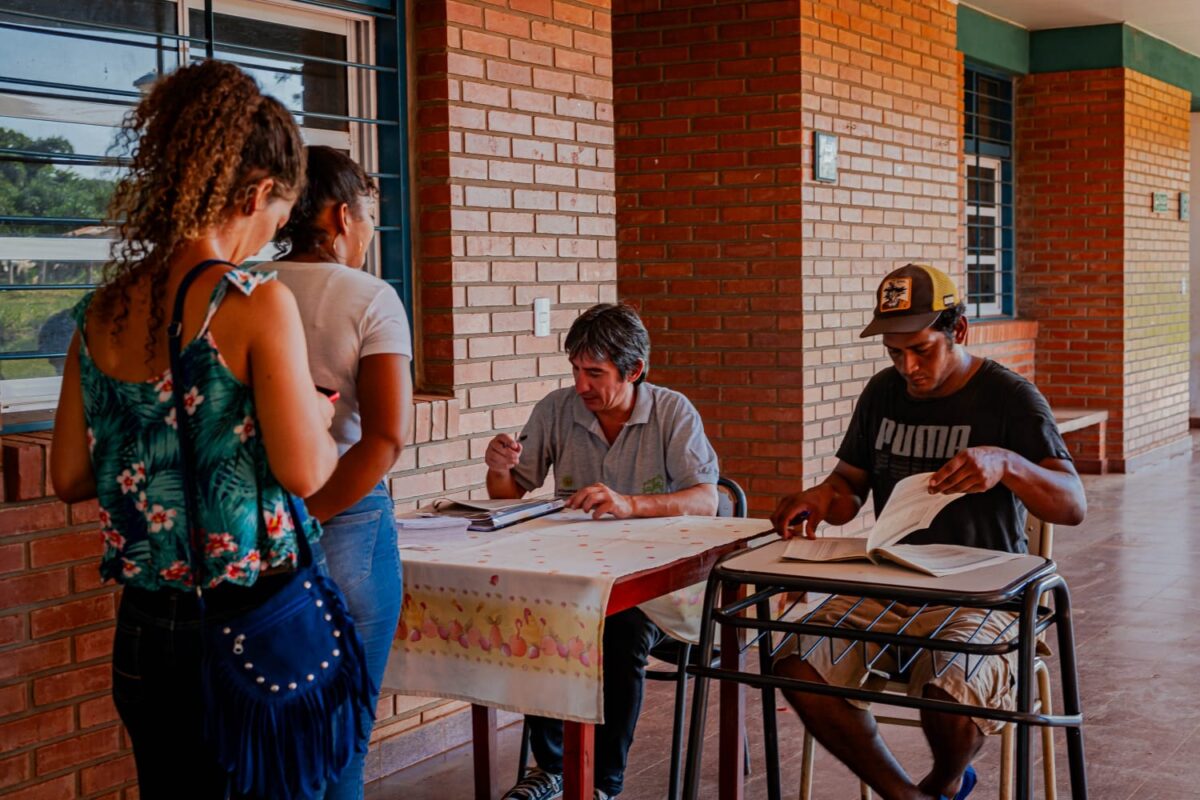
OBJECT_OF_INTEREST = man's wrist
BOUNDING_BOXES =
[627,494,643,517]
[995,447,1015,484]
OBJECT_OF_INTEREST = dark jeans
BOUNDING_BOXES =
[113,572,296,799]
[527,608,664,797]
[314,484,403,800]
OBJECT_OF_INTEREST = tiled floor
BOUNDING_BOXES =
[368,433,1200,799]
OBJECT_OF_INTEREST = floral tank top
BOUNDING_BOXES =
[73,268,321,592]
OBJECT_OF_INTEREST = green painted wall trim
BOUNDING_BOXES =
[956,10,1200,111]
[1030,24,1200,111]
[1029,24,1125,74]
[1121,27,1200,112]
[957,5,1029,75]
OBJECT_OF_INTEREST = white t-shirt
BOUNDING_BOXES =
[273,261,412,455]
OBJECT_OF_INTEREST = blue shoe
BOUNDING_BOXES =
[939,764,977,800]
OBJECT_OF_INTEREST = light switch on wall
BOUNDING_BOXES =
[533,298,551,337]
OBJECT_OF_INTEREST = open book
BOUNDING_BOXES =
[781,472,1023,577]
[419,496,565,531]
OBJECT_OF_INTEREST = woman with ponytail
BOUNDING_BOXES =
[274,145,412,800]
[51,61,340,796]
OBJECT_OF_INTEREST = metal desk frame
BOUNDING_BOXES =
[681,548,1087,800]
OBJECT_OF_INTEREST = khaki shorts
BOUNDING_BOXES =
[780,596,1018,735]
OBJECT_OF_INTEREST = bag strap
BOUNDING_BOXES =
[168,260,316,592]
[167,259,236,593]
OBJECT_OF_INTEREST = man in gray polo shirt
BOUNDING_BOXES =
[486,302,719,800]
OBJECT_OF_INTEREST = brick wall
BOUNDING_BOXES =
[1017,68,1128,465]
[612,0,804,515]
[0,433,133,799]
[414,0,617,415]
[1017,68,1192,470]
[1121,71,1191,464]
[798,0,962,531]
[970,319,1037,381]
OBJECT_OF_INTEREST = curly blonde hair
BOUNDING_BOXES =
[98,60,305,361]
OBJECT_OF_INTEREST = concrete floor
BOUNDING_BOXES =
[368,433,1200,799]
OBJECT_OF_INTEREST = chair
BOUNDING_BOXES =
[516,476,749,800]
[796,514,1059,800]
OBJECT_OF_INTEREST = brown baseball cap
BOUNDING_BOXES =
[860,264,961,338]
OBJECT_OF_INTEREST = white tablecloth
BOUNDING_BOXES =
[382,511,771,723]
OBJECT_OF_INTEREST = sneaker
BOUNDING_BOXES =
[594,791,612,800]
[502,767,564,800]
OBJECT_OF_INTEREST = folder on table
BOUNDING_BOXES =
[422,496,565,531]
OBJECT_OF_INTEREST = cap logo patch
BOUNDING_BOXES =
[880,277,912,312]
[943,293,955,306]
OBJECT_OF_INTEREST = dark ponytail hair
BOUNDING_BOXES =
[276,145,376,258]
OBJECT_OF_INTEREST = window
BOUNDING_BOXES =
[963,66,1014,318]
[0,0,410,430]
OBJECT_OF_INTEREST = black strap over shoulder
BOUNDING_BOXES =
[166,259,313,593]
[166,259,235,593]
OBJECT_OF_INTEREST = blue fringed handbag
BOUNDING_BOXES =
[168,260,376,800]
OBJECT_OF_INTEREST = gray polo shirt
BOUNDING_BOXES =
[512,383,719,498]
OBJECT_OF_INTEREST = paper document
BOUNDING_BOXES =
[781,472,1022,577]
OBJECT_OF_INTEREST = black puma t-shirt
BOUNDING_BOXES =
[836,359,1072,554]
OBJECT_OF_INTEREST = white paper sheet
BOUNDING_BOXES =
[866,472,963,551]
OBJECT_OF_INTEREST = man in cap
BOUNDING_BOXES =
[771,264,1086,800]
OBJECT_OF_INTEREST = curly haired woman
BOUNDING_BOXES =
[273,145,412,800]
[50,61,339,797]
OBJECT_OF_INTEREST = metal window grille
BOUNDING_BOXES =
[0,0,410,431]
[964,65,1014,319]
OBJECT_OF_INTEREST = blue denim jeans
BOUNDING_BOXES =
[315,484,403,800]
[113,573,295,799]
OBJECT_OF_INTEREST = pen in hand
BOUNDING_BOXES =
[782,510,811,540]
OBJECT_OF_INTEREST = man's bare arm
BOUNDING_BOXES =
[771,460,870,538]
[630,483,718,517]
[566,482,718,519]
[929,448,1086,526]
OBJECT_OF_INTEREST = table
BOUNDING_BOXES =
[681,541,1088,800]
[383,512,773,800]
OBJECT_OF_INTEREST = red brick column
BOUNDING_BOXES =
[413,0,617,477]
[1017,68,1192,470]
[1016,69,1127,463]
[613,0,803,514]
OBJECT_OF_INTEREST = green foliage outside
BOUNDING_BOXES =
[0,127,115,233]
[0,126,116,379]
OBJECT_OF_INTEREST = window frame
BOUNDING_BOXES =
[963,64,1016,320]
[0,0,411,432]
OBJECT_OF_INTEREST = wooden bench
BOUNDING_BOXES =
[1053,407,1109,474]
